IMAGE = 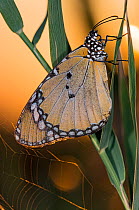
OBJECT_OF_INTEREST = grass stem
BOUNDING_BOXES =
[17,30,51,73]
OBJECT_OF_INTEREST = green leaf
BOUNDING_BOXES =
[0,0,51,72]
[48,0,71,67]
[19,31,51,72]
[126,17,136,128]
[99,75,114,150]
[104,131,129,209]
[100,0,127,150]
[91,132,126,184]
[132,143,139,210]
[106,131,125,184]
[118,52,136,198]
[113,0,127,63]
[126,13,139,210]
[90,132,130,209]
[32,13,48,46]
[0,0,23,33]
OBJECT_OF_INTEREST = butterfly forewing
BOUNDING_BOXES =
[15,33,112,147]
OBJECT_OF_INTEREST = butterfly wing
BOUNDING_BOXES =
[15,46,111,147]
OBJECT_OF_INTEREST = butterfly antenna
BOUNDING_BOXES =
[93,15,124,30]
[93,15,118,28]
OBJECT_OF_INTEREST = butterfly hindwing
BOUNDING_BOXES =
[15,37,112,147]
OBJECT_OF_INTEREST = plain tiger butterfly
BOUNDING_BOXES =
[15,17,115,147]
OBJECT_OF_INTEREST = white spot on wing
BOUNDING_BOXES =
[77,131,84,136]
[43,115,47,120]
[30,92,36,103]
[21,139,25,144]
[18,119,21,124]
[53,127,59,132]
[38,109,43,115]
[38,120,46,130]
[61,57,67,62]
[38,99,43,105]
[31,103,37,111]
[92,125,99,131]
[60,132,67,136]
[47,130,54,136]
[48,137,54,141]
[53,69,58,75]
[55,134,60,139]
[46,76,51,80]
[34,108,39,122]
[46,123,52,128]
[42,139,46,143]
[15,135,19,141]
[39,83,43,88]
[16,127,20,134]
[69,131,75,136]
[38,92,42,98]
[99,122,104,127]
[86,129,92,134]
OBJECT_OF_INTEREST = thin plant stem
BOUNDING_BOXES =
[16,29,51,73]
[90,135,131,210]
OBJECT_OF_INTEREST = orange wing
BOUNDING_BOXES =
[15,46,111,147]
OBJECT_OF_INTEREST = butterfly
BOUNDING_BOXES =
[15,28,112,147]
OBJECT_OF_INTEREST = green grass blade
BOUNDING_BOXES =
[126,13,139,210]
[112,0,127,64]
[0,1,51,72]
[0,0,23,33]
[132,141,139,210]
[32,13,48,46]
[18,31,51,72]
[100,0,127,149]
[99,74,114,149]
[118,52,136,199]
[90,133,130,210]
[106,131,125,185]
[48,0,71,67]
[92,131,125,184]
[106,131,130,210]
[126,16,136,128]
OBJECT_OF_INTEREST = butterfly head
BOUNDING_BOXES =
[84,30,107,61]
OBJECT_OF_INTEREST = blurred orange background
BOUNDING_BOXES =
[0,0,139,209]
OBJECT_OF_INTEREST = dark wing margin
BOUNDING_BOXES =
[15,47,111,147]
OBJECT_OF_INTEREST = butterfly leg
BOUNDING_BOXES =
[104,33,127,44]
[105,60,128,65]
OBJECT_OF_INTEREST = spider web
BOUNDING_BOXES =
[0,117,94,210]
